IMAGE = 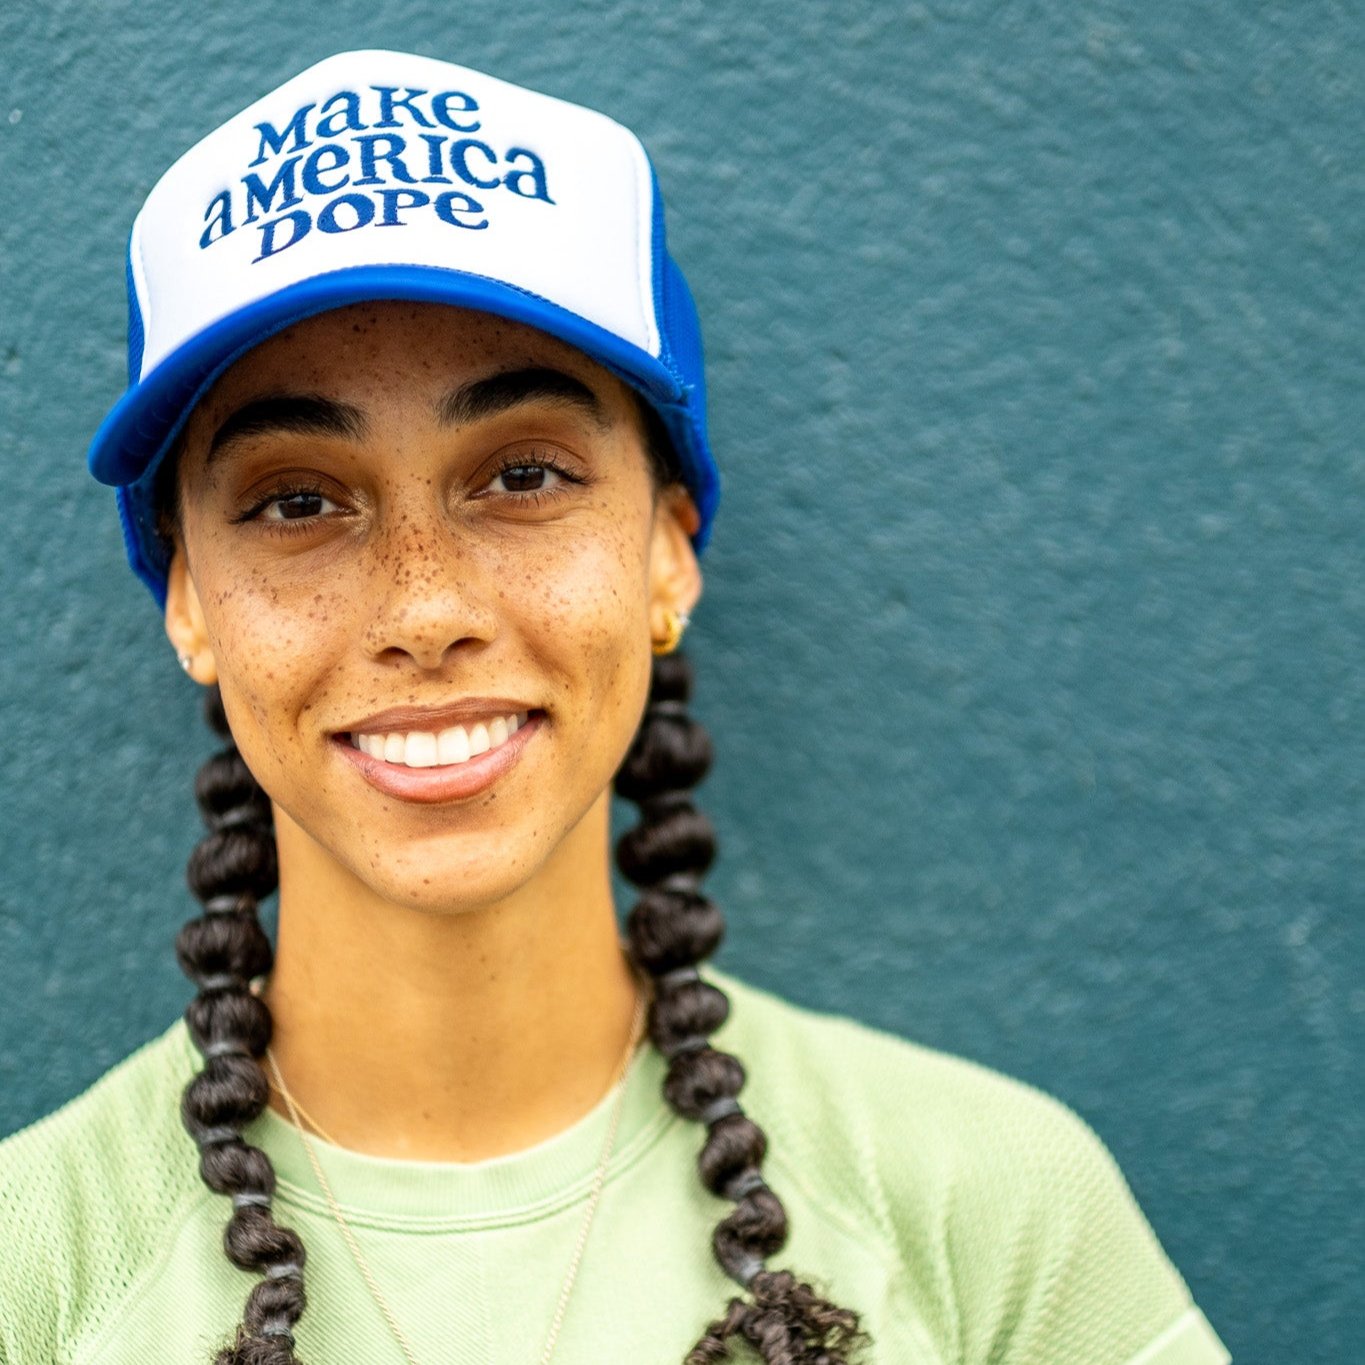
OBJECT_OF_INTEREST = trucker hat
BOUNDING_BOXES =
[86,48,719,606]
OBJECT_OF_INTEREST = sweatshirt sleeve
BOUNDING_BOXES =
[785,1005,1232,1365]
[927,1073,1230,1365]
[709,974,1231,1365]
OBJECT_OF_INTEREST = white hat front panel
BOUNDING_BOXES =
[131,50,661,376]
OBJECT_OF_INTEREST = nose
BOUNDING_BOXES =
[360,508,499,671]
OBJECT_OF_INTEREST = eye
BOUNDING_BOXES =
[234,481,345,528]
[483,453,585,501]
[259,489,339,522]
[491,461,563,494]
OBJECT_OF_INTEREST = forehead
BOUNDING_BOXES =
[189,300,637,430]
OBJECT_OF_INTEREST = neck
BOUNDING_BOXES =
[257,791,642,1161]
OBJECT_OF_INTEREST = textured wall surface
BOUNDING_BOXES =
[1,3,1359,1360]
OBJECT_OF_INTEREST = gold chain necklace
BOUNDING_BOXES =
[263,987,646,1364]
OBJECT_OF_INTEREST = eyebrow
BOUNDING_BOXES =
[205,366,608,468]
[207,395,365,465]
[436,367,609,430]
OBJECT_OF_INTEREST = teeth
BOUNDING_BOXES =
[405,732,438,768]
[352,712,530,769]
[437,725,471,765]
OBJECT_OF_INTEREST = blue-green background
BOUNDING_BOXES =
[2,4,1359,1360]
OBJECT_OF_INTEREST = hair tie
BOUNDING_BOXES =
[732,1253,766,1288]
[647,699,690,719]
[203,893,253,916]
[657,964,700,990]
[214,807,262,832]
[724,1168,768,1202]
[699,1096,743,1127]
[231,1190,272,1210]
[645,790,692,814]
[264,1260,303,1281]
[196,1124,241,1148]
[258,1314,296,1345]
[657,871,701,895]
[660,1033,710,1060]
[194,972,243,992]
[201,1038,253,1060]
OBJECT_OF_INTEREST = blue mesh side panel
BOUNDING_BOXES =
[648,164,673,377]
[644,158,718,549]
[661,256,705,408]
[125,235,145,385]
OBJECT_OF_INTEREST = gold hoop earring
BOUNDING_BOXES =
[651,609,690,656]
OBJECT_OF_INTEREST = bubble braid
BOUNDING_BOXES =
[167,404,867,1361]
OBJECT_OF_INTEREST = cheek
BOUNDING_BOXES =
[510,521,653,714]
[196,550,354,758]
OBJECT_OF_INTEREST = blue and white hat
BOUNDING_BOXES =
[87,49,719,606]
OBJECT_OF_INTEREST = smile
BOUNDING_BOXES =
[350,711,530,768]
[336,709,544,805]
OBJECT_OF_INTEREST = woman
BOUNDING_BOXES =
[0,49,1229,1365]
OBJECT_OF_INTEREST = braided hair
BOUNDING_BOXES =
[178,687,307,1361]
[166,405,867,1362]
[617,653,865,1362]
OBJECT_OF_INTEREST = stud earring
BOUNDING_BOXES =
[651,609,690,656]
[178,653,193,673]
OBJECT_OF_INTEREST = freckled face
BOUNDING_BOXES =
[169,302,693,910]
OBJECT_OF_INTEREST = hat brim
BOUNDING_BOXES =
[91,263,719,606]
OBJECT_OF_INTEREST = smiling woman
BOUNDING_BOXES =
[0,49,1230,1365]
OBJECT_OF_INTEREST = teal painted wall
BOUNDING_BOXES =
[1,3,1359,1359]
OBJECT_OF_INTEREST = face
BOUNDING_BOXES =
[164,302,701,912]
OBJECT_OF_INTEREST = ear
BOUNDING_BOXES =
[163,542,218,685]
[647,485,703,637]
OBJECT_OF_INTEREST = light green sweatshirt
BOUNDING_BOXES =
[0,970,1228,1364]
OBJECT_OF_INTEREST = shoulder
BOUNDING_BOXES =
[709,969,1228,1365]
[0,1018,209,1360]
[711,966,1113,1197]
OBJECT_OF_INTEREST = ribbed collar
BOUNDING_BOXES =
[170,1015,677,1232]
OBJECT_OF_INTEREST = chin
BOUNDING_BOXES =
[376,868,538,916]
[269,791,573,916]
[348,831,563,915]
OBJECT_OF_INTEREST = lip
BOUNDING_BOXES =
[334,710,544,804]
